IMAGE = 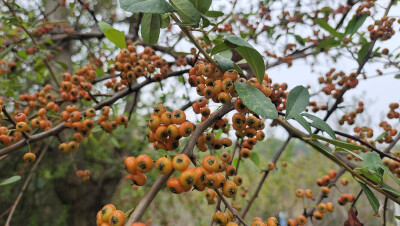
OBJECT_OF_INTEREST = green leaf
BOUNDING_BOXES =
[354,166,383,185]
[160,14,171,28]
[17,50,28,59]
[119,0,176,14]
[0,175,21,186]
[234,82,278,119]
[214,54,234,72]
[302,113,335,139]
[292,113,311,134]
[98,22,127,49]
[316,18,343,39]
[205,10,224,18]
[318,37,341,49]
[224,35,265,84]
[334,147,364,160]
[141,13,161,45]
[56,61,69,70]
[295,35,305,46]
[250,152,260,166]
[311,134,367,151]
[364,152,384,176]
[233,63,244,74]
[170,0,202,24]
[358,182,380,215]
[344,14,369,36]
[382,187,400,196]
[111,137,120,148]
[395,216,400,220]
[310,140,334,156]
[358,42,371,62]
[285,86,310,119]
[395,74,400,79]
[211,42,231,56]
[189,0,211,14]
[0,44,14,59]
[232,157,238,168]
[375,131,387,141]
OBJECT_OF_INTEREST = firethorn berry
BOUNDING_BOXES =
[160,112,172,126]
[109,210,125,226]
[155,157,173,174]
[179,168,198,188]
[73,132,83,142]
[68,141,79,152]
[341,178,349,186]
[101,204,116,222]
[222,181,237,198]
[23,152,36,163]
[83,119,95,130]
[296,215,306,225]
[305,189,314,199]
[321,186,330,196]
[221,152,231,163]
[287,219,296,226]
[202,155,219,172]
[233,175,243,186]
[16,122,29,132]
[70,111,81,122]
[155,125,168,140]
[218,161,227,172]
[205,173,220,188]
[240,148,251,158]
[131,223,146,226]
[226,166,236,176]
[101,106,110,115]
[85,108,96,117]
[135,154,153,173]
[267,217,278,226]
[328,170,337,179]
[124,157,136,174]
[131,171,147,186]
[178,122,194,137]
[153,104,166,117]
[171,110,186,124]
[148,115,161,131]
[226,222,238,226]
[267,162,275,171]
[204,132,214,144]
[326,202,334,212]
[59,143,69,152]
[313,211,324,220]
[205,189,216,201]
[172,154,190,171]
[167,177,184,194]
[212,212,227,225]
[318,203,327,213]
[251,220,265,226]
[295,189,304,198]
[221,137,232,147]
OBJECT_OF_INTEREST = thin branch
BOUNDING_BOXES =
[214,189,249,226]
[241,135,292,219]
[4,137,54,226]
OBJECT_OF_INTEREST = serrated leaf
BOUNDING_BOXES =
[0,175,21,186]
[250,152,260,166]
[119,0,176,14]
[98,22,126,49]
[375,131,387,141]
[214,54,234,72]
[358,42,371,62]
[189,0,211,14]
[311,134,367,151]
[345,14,368,36]
[316,18,343,39]
[205,10,224,17]
[224,35,265,84]
[234,82,278,119]
[302,113,335,139]
[334,147,364,160]
[292,113,311,134]
[294,35,305,45]
[285,86,309,119]
[358,182,380,216]
[141,13,161,45]
[17,50,27,59]
[211,42,231,56]
[160,14,171,28]
[364,152,384,176]
[170,0,202,24]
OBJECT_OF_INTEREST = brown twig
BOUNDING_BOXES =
[214,189,249,226]
[4,137,54,226]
